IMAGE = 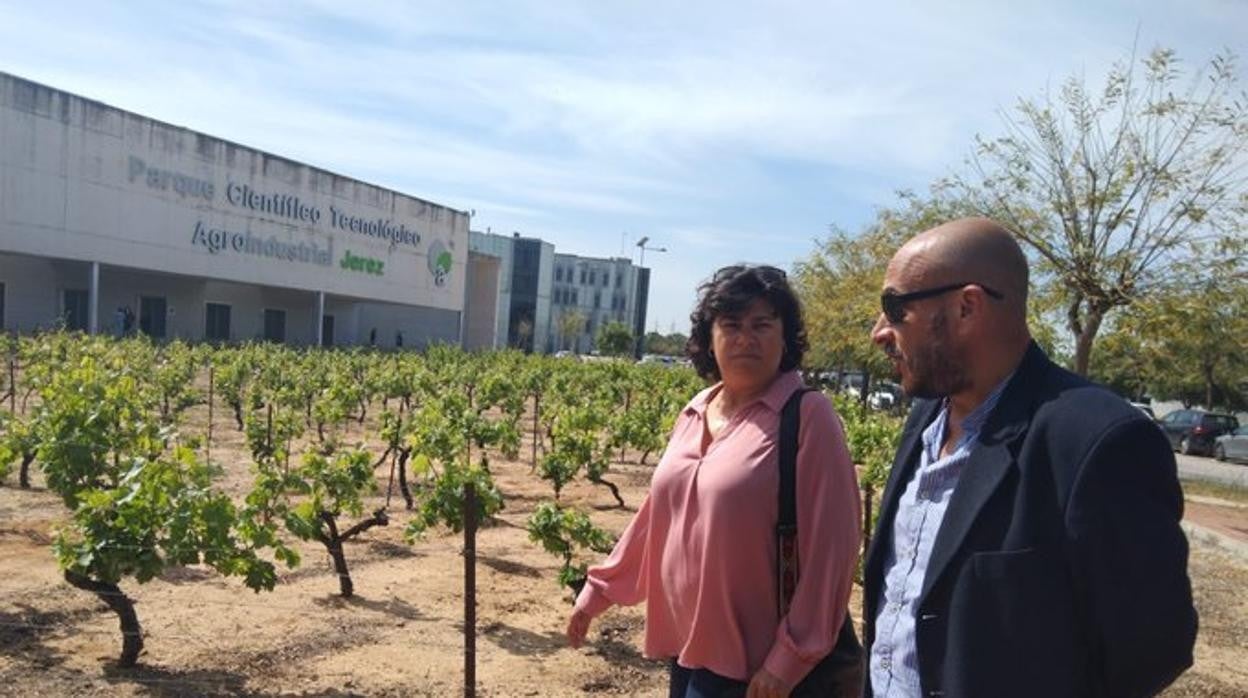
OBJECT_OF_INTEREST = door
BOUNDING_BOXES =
[63,289,89,331]
[205,303,231,341]
[1229,427,1248,461]
[1158,411,1189,449]
[321,315,335,347]
[263,309,286,343]
[140,296,167,338]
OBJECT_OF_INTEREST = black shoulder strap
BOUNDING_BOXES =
[778,387,811,533]
[777,387,814,616]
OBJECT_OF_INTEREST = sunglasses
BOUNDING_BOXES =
[712,264,787,282]
[880,282,1003,324]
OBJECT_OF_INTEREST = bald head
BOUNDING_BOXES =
[893,217,1029,321]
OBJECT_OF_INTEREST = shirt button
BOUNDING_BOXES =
[881,657,892,670]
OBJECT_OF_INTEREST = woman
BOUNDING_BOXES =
[566,265,861,697]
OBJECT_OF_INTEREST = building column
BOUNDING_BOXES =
[88,262,100,335]
[315,291,325,347]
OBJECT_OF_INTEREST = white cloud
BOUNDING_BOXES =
[1,0,1243,332]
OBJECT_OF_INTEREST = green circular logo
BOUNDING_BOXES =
[428,241,453,286]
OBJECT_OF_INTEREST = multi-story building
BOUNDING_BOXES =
[548,253,649,354]
[468,232,651,355]
[0,71,468,348]
[0,70,653,356]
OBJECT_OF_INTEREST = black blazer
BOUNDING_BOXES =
[863,343,1197,697]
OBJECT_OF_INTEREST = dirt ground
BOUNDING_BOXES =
[2,395,1247,696]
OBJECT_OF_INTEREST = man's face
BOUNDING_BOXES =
[871,255,969,399]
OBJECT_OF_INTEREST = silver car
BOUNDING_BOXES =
[1214,426,1248,464]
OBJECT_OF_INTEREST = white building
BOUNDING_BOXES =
[548,252,649,354]
[0,71,468,349]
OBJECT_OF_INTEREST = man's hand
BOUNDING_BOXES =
[746,668,788,698]
[566,609,591,648]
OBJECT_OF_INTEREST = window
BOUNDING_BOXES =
[616,273,622,289]
[0,282,5,329]
[556,267,563,282]
[593,291,601,309]
[63,289,89,331]
[321,315,335,347]
[263,309,286,343]
[580,269,586,285]
[572,290,578,305]
[205,303,231,341]
[1207,415,1238,431]
[602,271,608,287]
[139,296,167,338]
[589,270,596,286]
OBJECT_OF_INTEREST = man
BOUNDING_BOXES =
[863,218,1196,697]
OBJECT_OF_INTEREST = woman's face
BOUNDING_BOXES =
[711,297,785,390]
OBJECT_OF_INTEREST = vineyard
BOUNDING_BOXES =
[2,334,1242,696]
[0,333,887,695]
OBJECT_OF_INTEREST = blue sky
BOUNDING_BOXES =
[1,1,1243,333]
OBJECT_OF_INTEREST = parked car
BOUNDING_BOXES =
[1157,409,1240,456]
[1214,426,1248,464]
[868,390,897,410]
[638,354,678,366]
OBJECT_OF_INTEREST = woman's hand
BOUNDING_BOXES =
[565,609,592,648]
[745,668,789,698]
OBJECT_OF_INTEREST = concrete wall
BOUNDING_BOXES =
[0,71,469,318]
[463,251,501,350]
[0,253,58,331]
[355,303,460,350]
[533,240,555,351]
[469,231,514,348]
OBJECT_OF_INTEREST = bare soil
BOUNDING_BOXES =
[1,395,1245,696]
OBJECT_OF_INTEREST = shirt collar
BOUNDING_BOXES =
[923,369,1016,453]
[686,370,804,416]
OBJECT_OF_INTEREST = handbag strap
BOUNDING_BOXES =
[777,387,814,617]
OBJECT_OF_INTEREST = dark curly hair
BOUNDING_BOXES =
[685,264,808,381]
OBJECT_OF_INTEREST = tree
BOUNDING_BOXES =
[557,310,587,352]
[513,318,534,353]
[794,192,977,382]
[1091,255,1248,410]
[526,502,613,592]
[36,346,277,667]
[643,331,689,356]
[951,47,1248,374]
[595,321,634,357]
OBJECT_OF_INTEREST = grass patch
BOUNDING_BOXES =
[1180,478,1248,506]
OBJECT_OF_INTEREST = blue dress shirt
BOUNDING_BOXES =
[869,378,1011,697]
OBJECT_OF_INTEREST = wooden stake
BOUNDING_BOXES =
[464,483,478,698]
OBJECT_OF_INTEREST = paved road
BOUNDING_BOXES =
[1175,452,1248,488]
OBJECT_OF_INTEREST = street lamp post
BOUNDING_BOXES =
[635,236,666,268]
[633,237,666,359]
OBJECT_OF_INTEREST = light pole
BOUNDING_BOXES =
[635,236,666,268]
[633,237,666,359]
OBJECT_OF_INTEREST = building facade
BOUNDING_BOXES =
[548,252,649,354]
[0,71,468,348]
[468,232,650,355]
[466,230,554,352]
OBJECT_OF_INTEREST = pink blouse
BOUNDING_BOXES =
[574,371,861,689]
